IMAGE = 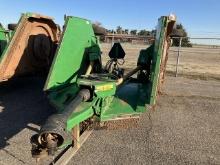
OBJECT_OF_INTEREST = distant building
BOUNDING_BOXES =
[104,33,154,44]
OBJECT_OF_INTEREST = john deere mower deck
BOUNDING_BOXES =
[28,14,176,163]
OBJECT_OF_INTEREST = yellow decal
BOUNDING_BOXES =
[96,84,113,91]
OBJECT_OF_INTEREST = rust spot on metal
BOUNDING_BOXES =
[157,20,175,94]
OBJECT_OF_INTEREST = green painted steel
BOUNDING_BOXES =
[44,16,102,131]
[41,15,175,141]
[29,15,176,154]
[0,25,8,57]
[44,16,99,91]
[66,103,94,131]
[100,83,149,121]
[49,16,171,123]
[0,14,23,62]
[149,16,168,105]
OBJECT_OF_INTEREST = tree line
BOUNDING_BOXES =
[106,26,156,36]
[93,22,192,47]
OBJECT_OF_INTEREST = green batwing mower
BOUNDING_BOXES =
[30,14,176,159]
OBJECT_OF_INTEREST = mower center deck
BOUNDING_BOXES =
[100,82,151,121]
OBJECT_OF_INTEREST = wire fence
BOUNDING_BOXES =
[170,37,220,78]
[102,37,220,80]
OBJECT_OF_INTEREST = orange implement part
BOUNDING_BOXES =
[0,13,60,81]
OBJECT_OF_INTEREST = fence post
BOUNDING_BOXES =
[175,37,182,77]
[111,32,114,47]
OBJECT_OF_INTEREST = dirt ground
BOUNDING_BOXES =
[0,43,219,165]
[71,76,220,165]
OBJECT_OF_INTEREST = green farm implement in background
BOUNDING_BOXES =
[0,13,60,81]
[0,24,9,57]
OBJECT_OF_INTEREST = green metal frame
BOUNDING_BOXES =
[44,15,175,135]
[100,16,173,121]
[44,16,99,91]
[149,16,168,105]
[0,15,23,61]
[0,25,9,57]
[44,16,102,129]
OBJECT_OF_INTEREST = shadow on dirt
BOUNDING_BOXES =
[0,77,54,149]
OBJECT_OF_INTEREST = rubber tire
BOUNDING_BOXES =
[8,23,17,31]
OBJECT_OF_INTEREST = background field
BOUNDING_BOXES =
[0,43,219,165]
[101,43,220,80]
